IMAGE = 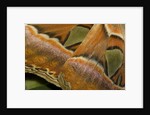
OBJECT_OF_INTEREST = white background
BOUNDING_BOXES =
[7,7,143,108]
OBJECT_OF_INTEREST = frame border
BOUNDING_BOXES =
[1,0,149,113]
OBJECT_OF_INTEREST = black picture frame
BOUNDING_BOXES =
[1,0,149,113]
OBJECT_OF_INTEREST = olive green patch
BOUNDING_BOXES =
[25,77,50,90]
[105,49,123,78]
[25,74,56,90]
[64,26,89,47]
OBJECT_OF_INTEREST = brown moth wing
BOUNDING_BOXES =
[25,25,73,87]
[107,37,125,87]
[61,24,125,89]
[104,24,125,40]
[29,24,77,44]
[25,24,92,88]
[30,24,93,44]
[25,24,125,89]
[62,57,122,90]
[105,24,125,87]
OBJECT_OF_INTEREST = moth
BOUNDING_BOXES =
[25,24,125,90]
